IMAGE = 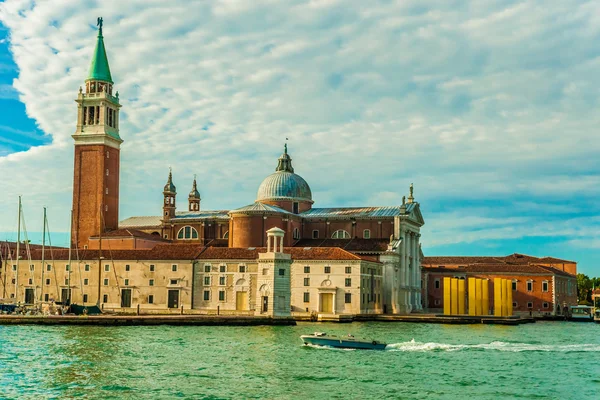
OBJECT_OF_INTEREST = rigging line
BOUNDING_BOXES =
[100,212,121,297]
[46,217,60,302]
[0,242,6,298]
[20,203,36,300]
[75,241,84,301]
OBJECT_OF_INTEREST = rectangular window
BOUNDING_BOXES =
[345,267,352,274]
[106,168,109,176]
[304,278,310,286]
[84,278,89,286]
[219,265,226,272]
[527,281,533,292]
[204,265,211,273]
[218,290,225,301]
[345,278,351,287]
[304,266,310,273]
[124,279,129,286]
[363,229,371,239]
[435,279,440,289]
[303,292,310,302]
[104,264,110,272]
[29,264,34,271]
[64,278,69,285]
[83,294,88,303]
[172,264,177,272]
[527,302,533,308]
[542,302,549,309]
[85,264,90,272]
[219,276,226,285]
[170,279,178,285]
[103,294,108,303]
[312,230,319,239]
[279,269,285,276]
[204,276,210,286]
[239,265,246,273]
[542,281,548,292]
[45,278,50,285]
[44,294,49,301]
[148,295,154,304]
[512,280,517,291]
[149,279,154,286]
[65,264,70,271]
[125,264,130,272]
[293,202,299,214]
[512,301,518,307]
[150,264,155,272]
[203,290,210,301]
[103,278,109,286]
[345,293,352,303]
[324,266,331,274]
[47,264,51,271]
[28,278,33,285]
[12,264,16,271]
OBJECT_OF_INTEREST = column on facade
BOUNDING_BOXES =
[416,234,422,310]
[413,233,419,309]
[399,229,407,311]
[405,231,412,311]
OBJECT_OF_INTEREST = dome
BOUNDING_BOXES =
[256,144,312,203]
[189,177,200,199]
[257,171,313,203]
[163,170,176,194]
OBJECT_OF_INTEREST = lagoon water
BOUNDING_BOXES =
[1,321,599,399]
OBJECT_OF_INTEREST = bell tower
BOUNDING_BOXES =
[72,18,122,248]
[163,169,177,219]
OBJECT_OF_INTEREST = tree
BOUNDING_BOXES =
[577,273,592,304]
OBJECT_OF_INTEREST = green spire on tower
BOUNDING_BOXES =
[87,17,113,83]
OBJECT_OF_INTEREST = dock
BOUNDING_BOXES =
[0,315,297,326]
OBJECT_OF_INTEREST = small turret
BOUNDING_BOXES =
[407,183,415,204]
[188,175,201,212]
[163,168,176,219]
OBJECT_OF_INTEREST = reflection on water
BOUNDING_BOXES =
[1,322,599,399]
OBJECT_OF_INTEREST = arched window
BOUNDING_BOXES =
[363,229,371,239]
[177,226,199,240]
[331,230,350,239]
[223,231,229,239]
[293,228,300,240]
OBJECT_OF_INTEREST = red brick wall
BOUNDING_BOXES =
[303,218,394,239]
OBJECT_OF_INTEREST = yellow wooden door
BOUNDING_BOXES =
[236,291,248,311]
[320,293,333,313]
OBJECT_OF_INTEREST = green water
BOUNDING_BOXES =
[1,322,599,399]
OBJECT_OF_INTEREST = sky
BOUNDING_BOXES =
[0,0,598,276]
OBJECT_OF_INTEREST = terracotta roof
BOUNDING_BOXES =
[293,238,390,252]
[465,263,574,277]
[198,246,364,261]
[537,256,576,264]
[300,205,417,219]
[89,228,169,242]
[119,216,162,228]
[28,244,206,261]
[422,253,576,266]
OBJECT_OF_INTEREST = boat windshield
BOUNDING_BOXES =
[571,307,592,315]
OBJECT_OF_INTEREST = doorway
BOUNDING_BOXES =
[24,288,35,304]
[168,290,179,308]
[61,288,71,305]
[262,296,269,312]
[320,293,333,313]
[236,291,248,311]
[121,289,132,308]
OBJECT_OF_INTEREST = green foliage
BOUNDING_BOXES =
[577,274,600,304]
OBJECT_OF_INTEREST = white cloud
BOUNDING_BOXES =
[0,0,599,269]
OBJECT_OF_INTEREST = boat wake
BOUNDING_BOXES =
[385,339,600,353]
[302,343,357,351]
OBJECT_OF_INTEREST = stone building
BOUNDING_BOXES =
[421,254,577,316]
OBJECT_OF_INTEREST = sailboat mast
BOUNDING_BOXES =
[67,209,73,305]
[96,205,103,307]
[15,196,21,303]
[40,207,46,302]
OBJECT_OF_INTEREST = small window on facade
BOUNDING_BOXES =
[204,276,210,286]
[29,264,34,271]
[65,264,70,271]
[542,281,548,292]
[512,280,517,291]
[83,294,88,303]
[345,267,352,274]
[513,301,518,307]
[435,279,440,289]
[103,294,108,303]
[44,294,49,301]
[204,265,211,273]
[303,292,310,302]
[219,276,226,285]
[304,278,310,286]
[170,279,178,285]
[106,150,109,159]
[218,290,225,301]
[104,264,110,272]
[279,269,285,276]
[28,278,33,285]
[106,169,109,176]
[331,230,350,239]
[312,230,319,239]
[203,290,210,301]
[150,264,155,272]
[304,266,310,273]
[84,279,88,286]
[363,229,371,239]
[345,278,351,287]
[293,202,299,214]
[47,265,52,271]
[148,295,154,304]
[85,264,90,272]
[434,299,441,306]
[527,302,533,308]
[125,264,130,272]
[542,302,549,309]
[172,264,177,272]
[324,266,331,274]
[103,278,109,286]
[239,265,246,273]
[12,264,16,271]
[293,228,300,240]
[124,279,129,286]
[527,281,533,292]
[46,278,51,285]
[106,187,108,195]
[64,278,69,285]
[149,279,154,286]
[220,265,226,273]
[345,293,352,303]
